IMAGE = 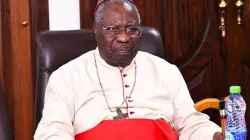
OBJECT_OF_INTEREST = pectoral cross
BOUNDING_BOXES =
[113,108,128,120]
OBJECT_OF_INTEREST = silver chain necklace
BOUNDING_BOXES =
[94,53,137,114]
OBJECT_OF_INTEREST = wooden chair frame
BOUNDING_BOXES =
[195,96,229,136]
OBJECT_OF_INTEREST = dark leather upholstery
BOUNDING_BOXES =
[34,26,164,130]
[0,81,12,140]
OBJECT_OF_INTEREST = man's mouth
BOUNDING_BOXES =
[115,46,134,53]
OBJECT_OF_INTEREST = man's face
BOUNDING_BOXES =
[94,3,140,68]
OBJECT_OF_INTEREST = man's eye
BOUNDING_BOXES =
[109,26,118,31]
[128,27,138,33]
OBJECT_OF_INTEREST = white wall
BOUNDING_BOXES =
[49,0,80,30]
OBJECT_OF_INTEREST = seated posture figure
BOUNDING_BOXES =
[34,0,224,139]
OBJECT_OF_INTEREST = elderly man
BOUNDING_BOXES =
[34,0,224,139]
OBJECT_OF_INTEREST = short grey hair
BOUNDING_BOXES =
[95,0,141,24]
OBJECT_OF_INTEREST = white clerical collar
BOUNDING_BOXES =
[94,47,136,71]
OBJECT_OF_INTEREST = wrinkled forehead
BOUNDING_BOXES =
[101,3,139,25]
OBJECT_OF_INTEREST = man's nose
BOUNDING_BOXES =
[116,30,129,43]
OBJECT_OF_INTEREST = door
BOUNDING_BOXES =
[1,0,34,139]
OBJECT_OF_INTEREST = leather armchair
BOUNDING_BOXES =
[34,26,165,130]
[0,81,12,140]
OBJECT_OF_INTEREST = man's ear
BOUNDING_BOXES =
[93,22,97,33]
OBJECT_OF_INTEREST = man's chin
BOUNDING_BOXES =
[106,51,138,67]
[110,58,133,68]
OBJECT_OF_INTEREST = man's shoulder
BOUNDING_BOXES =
[137,51,180,79]
[137,51,175,69]
[51,50,95,76]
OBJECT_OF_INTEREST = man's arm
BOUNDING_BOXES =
[34,72,75,140]
[171,66,221,140]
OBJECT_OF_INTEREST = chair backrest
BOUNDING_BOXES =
[34,26,165,130]
[0,81,12,140]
